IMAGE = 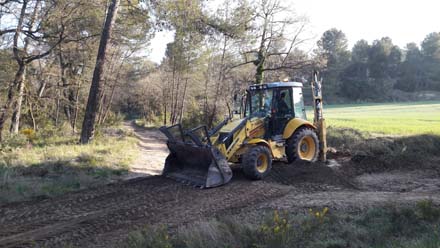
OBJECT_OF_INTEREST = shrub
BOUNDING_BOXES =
[0,133,28,151]
[416,199,440,222]
[20,128,36,142]
[102,112,125,127]
[176,218,257,248]
[122,205,440,248]
[123,226,172,248]
[260,210,294,247]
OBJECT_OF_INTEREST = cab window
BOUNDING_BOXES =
[274,88,293,116]
[245,89,274,117]
[293,87,306,119]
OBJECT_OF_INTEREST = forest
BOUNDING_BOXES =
[1,0,440,139]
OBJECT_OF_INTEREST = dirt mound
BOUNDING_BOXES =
[265,161,357,191]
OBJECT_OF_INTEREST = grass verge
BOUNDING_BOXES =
[0,125,139,204]
[327,126,440,174]
[121,200,440,248]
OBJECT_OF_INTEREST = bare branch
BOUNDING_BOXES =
[0,28,15,36]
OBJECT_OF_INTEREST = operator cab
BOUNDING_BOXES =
[245,82,306,138]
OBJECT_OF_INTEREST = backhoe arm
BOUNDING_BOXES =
[311,71,327,162]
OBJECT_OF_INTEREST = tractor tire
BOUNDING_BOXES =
[242,146,272,180]
[286,127,319,163]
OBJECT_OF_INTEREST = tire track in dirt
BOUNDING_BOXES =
[0,177,290,247]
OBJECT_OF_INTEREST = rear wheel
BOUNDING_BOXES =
[286,127,319,163]
[242,146,272,180]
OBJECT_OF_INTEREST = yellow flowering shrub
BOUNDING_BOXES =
[260,210,293,246]
[20,128,36,142]
[309,207,329,223]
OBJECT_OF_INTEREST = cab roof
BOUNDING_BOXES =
[249,82,303,90]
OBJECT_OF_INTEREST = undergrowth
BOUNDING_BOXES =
[122,201,440,248]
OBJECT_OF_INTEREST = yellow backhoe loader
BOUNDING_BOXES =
[159,71,327,188]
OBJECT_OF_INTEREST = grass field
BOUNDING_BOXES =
[308,101,440,136]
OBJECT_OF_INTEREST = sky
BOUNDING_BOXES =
[147,0,440,63]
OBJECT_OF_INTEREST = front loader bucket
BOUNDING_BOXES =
[160,124,232,188]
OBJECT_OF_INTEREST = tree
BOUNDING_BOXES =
[80,0,120,144]
[340,37,403,101]
[421,32,440,60]
[0,0,67,141]
[368,37,401,78]
[421,32,440,90]
[396,43,425,92]
[234,0,311,84]
[203,0,253,127]
[352,40,370,63]
[317,28,350,67]
[316,28,350,100]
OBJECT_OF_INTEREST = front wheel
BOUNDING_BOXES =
[286,127,319,163]
[242,146,272,180]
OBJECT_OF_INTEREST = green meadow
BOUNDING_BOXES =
[308,101,440,136]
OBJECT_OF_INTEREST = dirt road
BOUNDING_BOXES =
[0,124,439,247]
[122,122,168,178]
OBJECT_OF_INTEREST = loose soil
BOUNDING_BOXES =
[0,123,439,247]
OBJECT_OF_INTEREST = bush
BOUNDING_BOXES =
[175,218,257,248]
[416,199,440,221]
[0,133,28,151]
[260,210,295,247]
[102,112,125,127]
[123,226,172,248]
[327,127,440,173]
[122,204,440,248]
[20,128,36,142]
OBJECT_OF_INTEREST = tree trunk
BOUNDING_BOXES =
[58,46,74,125]
[255,55,265,85]
[100,81,117,124]
[0,64,25,141]
[163,87,167,126]
[10,0,41,133]
[255,14,268,85]
[0,0,28,141]
[55,79,61,126]
[208,37,228,127]
[10,68,26,133]
[169,59,176,124]
[80,0,120,144]
[71,79,82,134]
[203,60,211,124]
[171,74,181,124]
[178,78,188,123]
[100,57,125,124]
[28,98,36,131]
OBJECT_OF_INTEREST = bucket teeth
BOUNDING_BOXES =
[164,174,205,188]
